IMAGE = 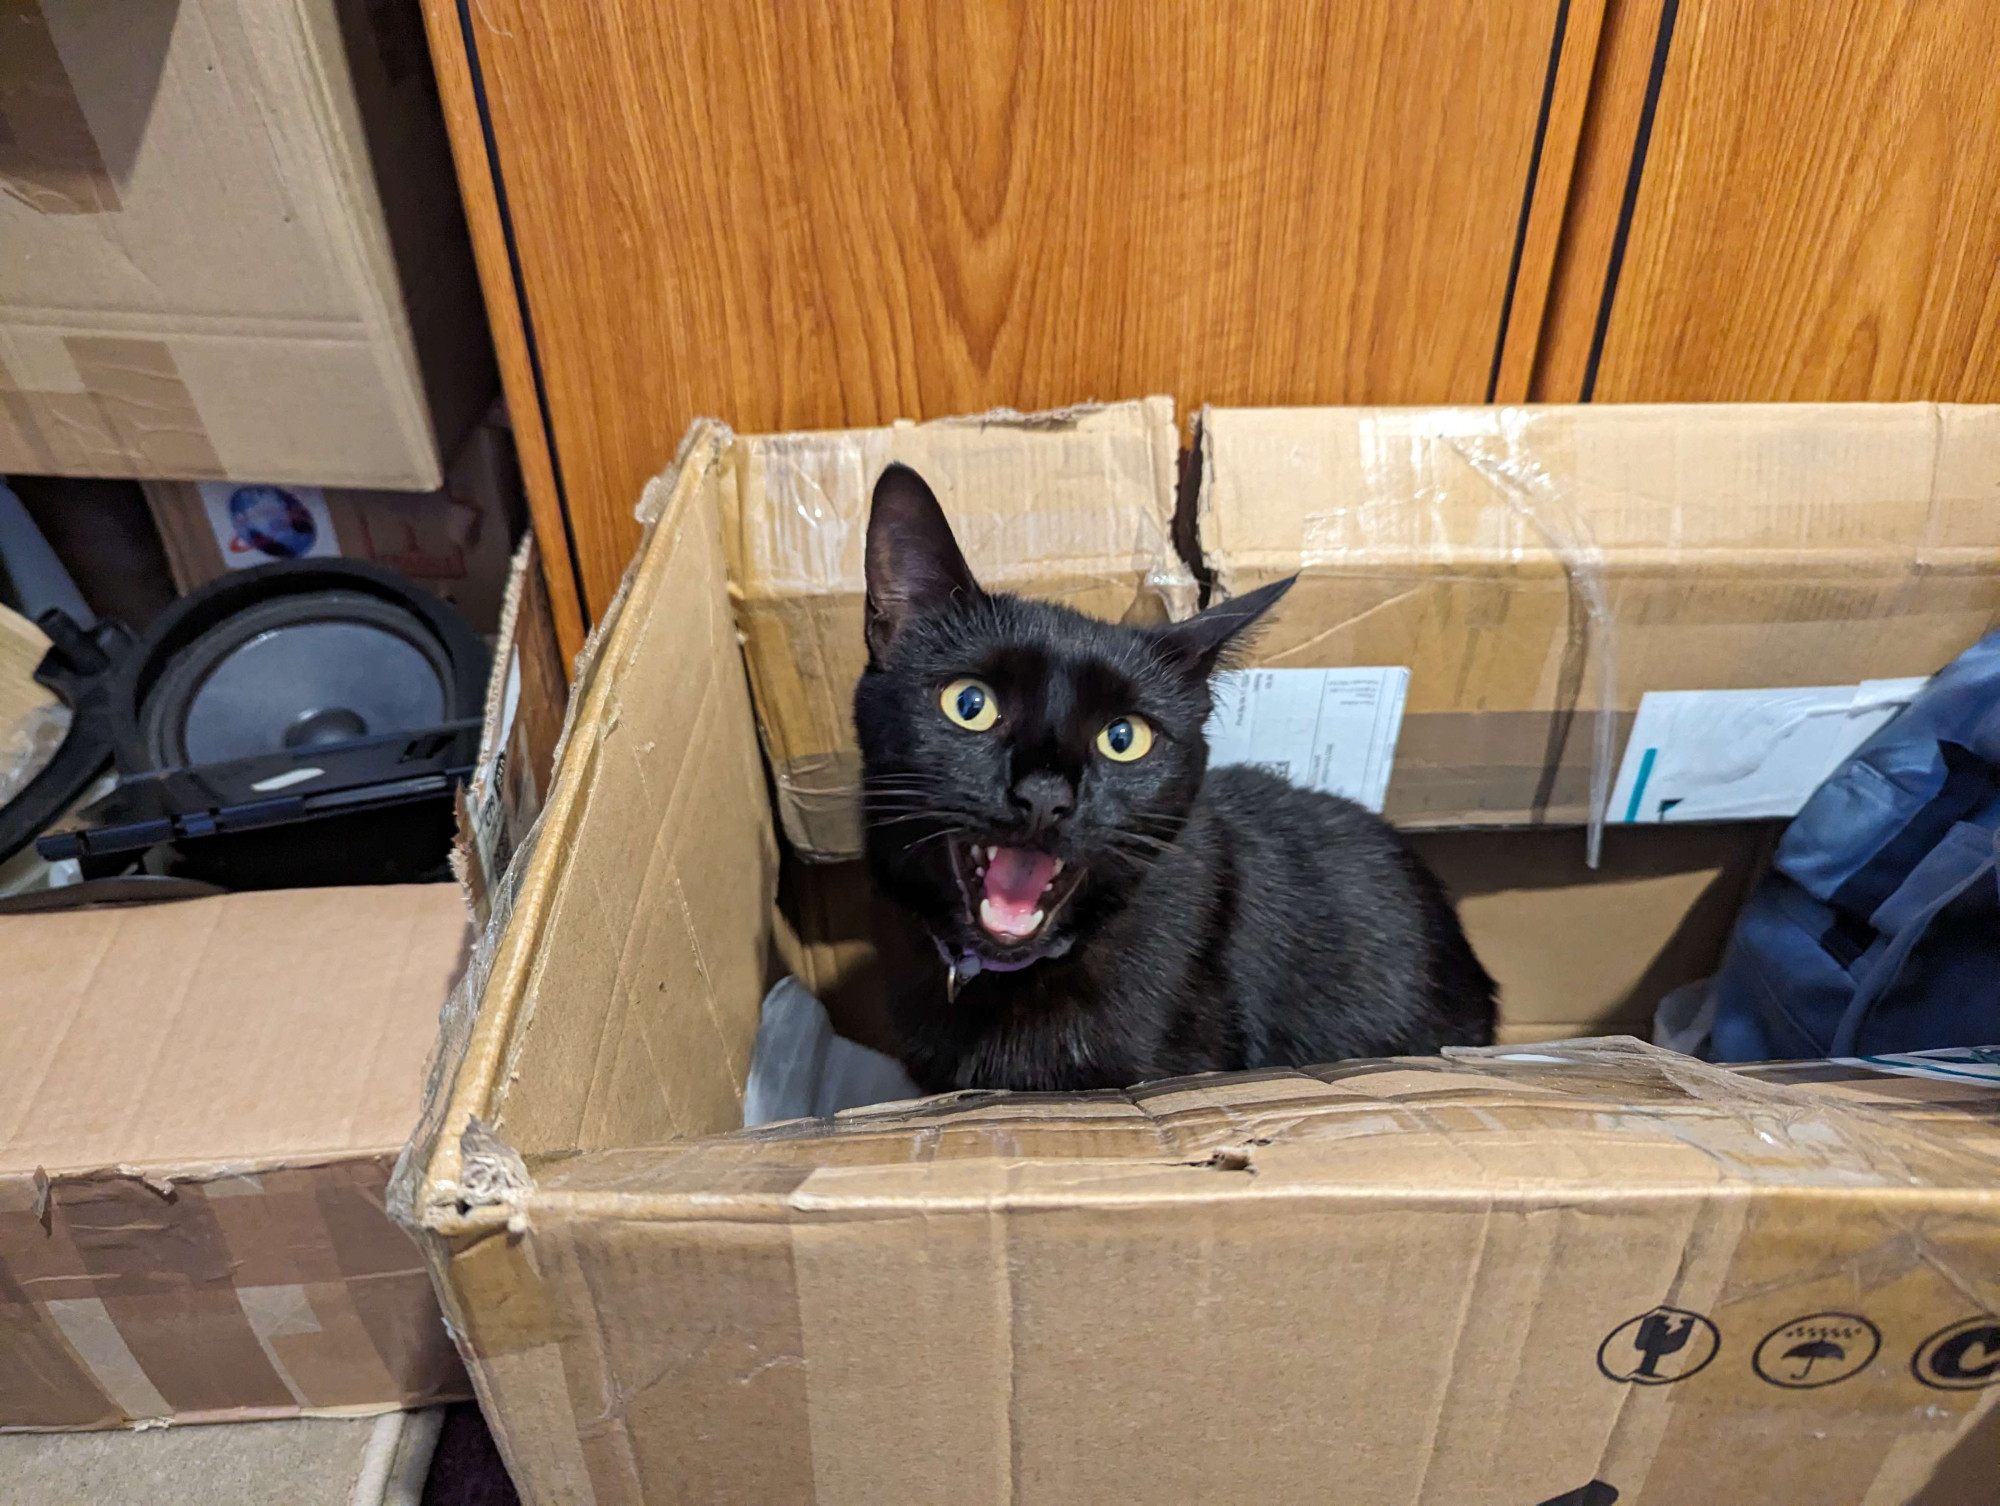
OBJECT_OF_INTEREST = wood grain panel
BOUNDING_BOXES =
[1587,0,2000,402]
[1522,0,1673,400]
[442,0,1574,616]
[1488,0,1611,402]
[416,0,588,661]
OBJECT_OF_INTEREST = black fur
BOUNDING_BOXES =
[856,463,1496,1092]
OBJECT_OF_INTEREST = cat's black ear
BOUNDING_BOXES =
[865,464,982,662]
[1153,577,1296,679]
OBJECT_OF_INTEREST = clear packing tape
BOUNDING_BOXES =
[1445,426,1618,867]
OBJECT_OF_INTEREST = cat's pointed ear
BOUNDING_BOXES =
[1153,577,1296,679]
[865,464,982,662]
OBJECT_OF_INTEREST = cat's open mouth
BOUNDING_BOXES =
[948,839,1085,950]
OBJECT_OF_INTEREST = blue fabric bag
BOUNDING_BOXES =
[1706,631,2000,1061]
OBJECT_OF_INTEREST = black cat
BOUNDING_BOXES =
[854,463,1496,1093]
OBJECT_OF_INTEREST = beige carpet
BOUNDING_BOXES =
[0,1409,442,1506]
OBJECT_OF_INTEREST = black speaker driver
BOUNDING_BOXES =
[112,559,489,779]
[25,559,493,889]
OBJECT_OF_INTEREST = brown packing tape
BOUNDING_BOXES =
[62,338,223,477]
[0,1,118,214]
[0,1170,121,1427]
[0,1159,463,1428]
[0,340,222,480]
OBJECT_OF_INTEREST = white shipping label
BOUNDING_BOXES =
[1610,678,1928,823]
[1204,667,1409,813]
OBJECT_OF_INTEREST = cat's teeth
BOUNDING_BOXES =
[1050,859,1064,876]
[1028,909,1045,929]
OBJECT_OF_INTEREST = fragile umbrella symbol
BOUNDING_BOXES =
[1782,1339,1846,1380]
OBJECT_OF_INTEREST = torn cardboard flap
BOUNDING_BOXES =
[1197,403,2000,830]
[722,398,1198,859]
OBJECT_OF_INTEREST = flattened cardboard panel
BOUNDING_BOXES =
[0,886,469,1176]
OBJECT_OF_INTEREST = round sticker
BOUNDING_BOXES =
[1751,1312,1880,1389]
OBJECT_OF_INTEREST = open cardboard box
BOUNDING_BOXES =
[0,538,564,1431]
[398,408,2000,1503]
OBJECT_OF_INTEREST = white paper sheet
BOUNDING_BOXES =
[1609,679,1927,823]
[1204,667,1408,812]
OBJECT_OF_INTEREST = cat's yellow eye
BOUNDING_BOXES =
[1096,715,1153,762]
[940,677,1000,731]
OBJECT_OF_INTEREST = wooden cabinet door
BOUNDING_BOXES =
[423,0,1592,646]
[1530,0,2000,402]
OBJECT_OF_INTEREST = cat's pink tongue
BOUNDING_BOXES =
[981,846,1059,939]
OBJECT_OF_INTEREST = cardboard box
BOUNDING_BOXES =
[0,884,472,1429]
[720,400,1196,860]
[1195,404,2000,828]
[397,419,2000,1503]
[0,603,55,751]
[0,0,494,488]
[143,407,524,634]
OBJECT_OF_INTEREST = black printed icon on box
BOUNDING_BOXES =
[1912,1317,2000,1390]
[1597,1306,1720,1385]
[1751,1312,1880,1389]
[1535,1484,1619,1506]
